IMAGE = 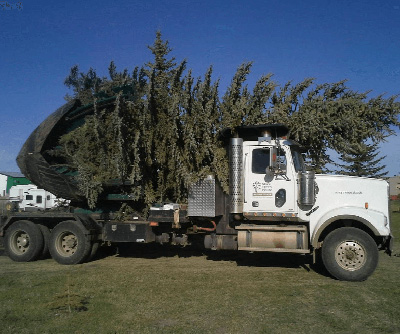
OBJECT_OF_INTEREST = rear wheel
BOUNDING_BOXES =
[5,220,44,262]
[49,221,92,265]
[322,227,378,281]
[86,241,100,261]
[38,224,51,259]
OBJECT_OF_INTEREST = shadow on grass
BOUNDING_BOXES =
[93,242,331,276]
[0,238,331,278]
[96,242,207,260]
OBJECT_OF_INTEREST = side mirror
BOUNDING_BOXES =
[264,168,274,182]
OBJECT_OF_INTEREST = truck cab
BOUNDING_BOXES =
[220,124,392,281]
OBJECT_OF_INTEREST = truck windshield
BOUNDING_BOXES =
[291,147,306,172]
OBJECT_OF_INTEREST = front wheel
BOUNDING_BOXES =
[49,221,92,265]
[5,220,44,262]
[321,227,378,281]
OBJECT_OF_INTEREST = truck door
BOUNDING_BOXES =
[243,145,296,214]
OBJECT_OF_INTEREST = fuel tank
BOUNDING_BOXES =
[16,99,95,202]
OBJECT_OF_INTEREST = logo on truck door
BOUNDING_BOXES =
[252,181,272,196]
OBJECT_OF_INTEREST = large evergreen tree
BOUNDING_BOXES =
[60,32,400,210]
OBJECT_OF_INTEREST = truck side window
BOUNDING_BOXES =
[291,148,306,172]
[26,195,33,201]
[252,148,270,174]
[36,196,42,204]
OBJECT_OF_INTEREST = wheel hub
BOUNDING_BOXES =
[64,235,77,248]
[344,249,355,260]
[11,231,30,254]
[335,240,366,271]
[56,232,78,256]
[17,235,29,247]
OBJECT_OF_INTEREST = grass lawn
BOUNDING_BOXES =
[1,201,399,334]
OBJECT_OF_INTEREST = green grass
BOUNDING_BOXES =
[1,202,399,334]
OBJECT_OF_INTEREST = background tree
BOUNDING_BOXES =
[337,141,387,178]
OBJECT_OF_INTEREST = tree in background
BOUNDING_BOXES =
[337,142,387,178]
[61,32,400,209]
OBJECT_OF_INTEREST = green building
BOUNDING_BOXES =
[0,172,32,197]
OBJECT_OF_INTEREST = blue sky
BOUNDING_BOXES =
[1,0,399,175]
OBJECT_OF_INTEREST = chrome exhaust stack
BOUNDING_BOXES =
[229,138,244,214]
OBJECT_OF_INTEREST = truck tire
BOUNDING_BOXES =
[86,241,100,262]
[38,224,51,259]
[49,221,92,265]
[321,227,378,281]
[5,220,44,262]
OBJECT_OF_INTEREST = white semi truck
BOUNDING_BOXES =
[0,117,392,281]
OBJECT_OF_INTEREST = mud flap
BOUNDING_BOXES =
[384,234,394,256]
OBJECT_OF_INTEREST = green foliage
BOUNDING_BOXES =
[64,65,104,104]
[61,31,400,209]
[337,141,387,178]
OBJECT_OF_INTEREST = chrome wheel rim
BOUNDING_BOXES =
[335,240,366,271]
